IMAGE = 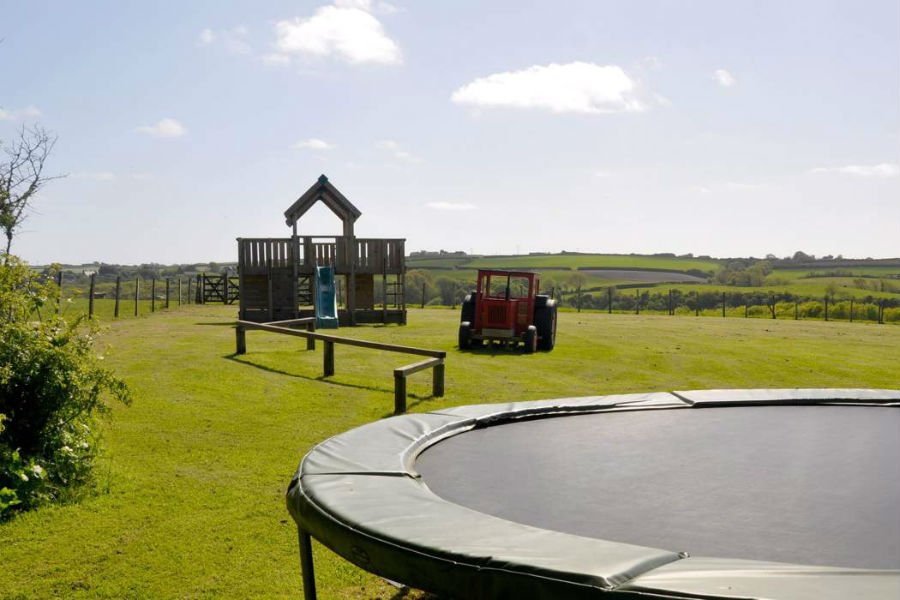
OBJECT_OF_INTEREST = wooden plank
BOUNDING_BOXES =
[433,362,445,397]
[394,357,442,377]
[237,321,445,358]
[114,276,121,318]
[323,341,334,376]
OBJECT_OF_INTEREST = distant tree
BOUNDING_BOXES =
[0,126,62,258]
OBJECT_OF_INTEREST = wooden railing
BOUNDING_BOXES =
[239,236,405,274]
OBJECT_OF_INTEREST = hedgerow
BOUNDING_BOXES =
[1,256,130,520]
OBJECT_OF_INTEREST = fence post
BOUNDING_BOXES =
[634,289,639,315]
[200,274,206,304]
[323,341,334,376]
[178,278,182,306]
[134,278,140,316]
[56,271,63,314]
[152,278,157,312]
[849,299,854,322]
[165,279,170,309]
[794,300,799,320]
[722,292,726,317]
[88,273,96,318]
[187,277,193,304]
[744,304,748,318]
[421,282,426,309]
[878,300,884,324]
[824,296,829,321]
[114,276,121,318]
[608,287,613,314]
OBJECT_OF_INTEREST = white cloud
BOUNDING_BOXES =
[714,68,736,87]
[376,139,421,162]
[810,163,899,177]
[74,171,116,181]
[427,201,477,211]
[136,118,186,138]
[273,2,402,65]
[293,138,334,150]
[197,26,251,55]
[0,105,42,120]
[451,62,648,114]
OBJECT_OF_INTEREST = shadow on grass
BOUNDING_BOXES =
[224,353,397,396]
[195,321,239,327]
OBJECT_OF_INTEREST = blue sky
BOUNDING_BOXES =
[2,0,898,264]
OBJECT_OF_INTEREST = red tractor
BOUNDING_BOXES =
[458,269,557,353]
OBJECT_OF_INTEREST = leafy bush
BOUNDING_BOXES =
[0,257,130,520]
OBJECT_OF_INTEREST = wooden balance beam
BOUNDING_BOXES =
[234,320,446,414]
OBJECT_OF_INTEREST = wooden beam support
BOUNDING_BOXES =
[236,325,246,355]
[323,341,334,377]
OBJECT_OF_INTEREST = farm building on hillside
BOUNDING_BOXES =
[236,175,407,325]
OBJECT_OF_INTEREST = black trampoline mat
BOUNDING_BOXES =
[416,405,900,569]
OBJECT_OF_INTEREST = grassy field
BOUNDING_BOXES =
[1,306,899,599]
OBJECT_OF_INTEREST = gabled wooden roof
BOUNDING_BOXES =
[284,175,362,228]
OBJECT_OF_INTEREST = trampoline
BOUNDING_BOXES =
[287,389,900,599]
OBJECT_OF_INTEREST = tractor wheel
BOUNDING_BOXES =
[524,326,537,354]
[458,322,472,350]
[535,300,557,351]
[460,292,477,324]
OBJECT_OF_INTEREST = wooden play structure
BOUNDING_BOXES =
[237,175,407,325]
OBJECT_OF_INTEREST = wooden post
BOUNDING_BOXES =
[306,322,316,351]
[634,289,639,315]
[393,372,407,415]
[56,271,63,314]
[150,278,156,313]
[165,278,170,309]
[694,294,699,317]
[769,294,776,319]
[114,276,121,318]
[200,273,206,305]
[187,277,193,305]
[794,300,799,320]
[421,282,426,309]
[668,289,673,315]
[878,299,884,324]
[607,287,613,314]
[323,341,334,376]
[236,325,246,354]
[297,528,317,600]
[88,273,96,318]
[824,296,829,321]
[433,361,445,398]
[178,278,182,306]
[849,299,854,322]
[722,292,726,318]
[745,304,748,318]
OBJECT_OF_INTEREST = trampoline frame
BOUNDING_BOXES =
[286,389,900,599]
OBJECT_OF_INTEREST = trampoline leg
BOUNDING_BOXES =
[298,527,317,600]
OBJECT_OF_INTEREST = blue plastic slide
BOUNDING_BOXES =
[314,266,339,329]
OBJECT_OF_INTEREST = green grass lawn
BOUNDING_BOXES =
[1,306,898,598]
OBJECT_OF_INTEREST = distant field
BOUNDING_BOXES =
[408,253,721,273]
[1,306,898,598]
